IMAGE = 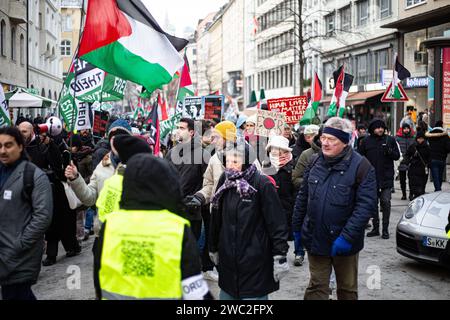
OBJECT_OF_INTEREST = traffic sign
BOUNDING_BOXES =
[381,82,409,102]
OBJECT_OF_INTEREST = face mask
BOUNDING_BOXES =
[270,154,281,170]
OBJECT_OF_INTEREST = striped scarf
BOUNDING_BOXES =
[211,164,257,209]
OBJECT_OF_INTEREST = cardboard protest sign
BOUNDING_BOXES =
[183,96,203,119]
[267,96,308,125]
[255,109,286,137]
[93,110,109,138]
[203,95,224,122]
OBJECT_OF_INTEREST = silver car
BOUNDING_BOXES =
[396,190,450,266]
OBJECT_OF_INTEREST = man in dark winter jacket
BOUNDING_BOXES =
[0,127,53,300]
[359,119,400,239]
[94,153,213,300]
[395,123,415,200]
[425,120,450,192]
[404,131,431,200]
[166,118,211,238]
[292,117,376,300]
[18,121,81,266]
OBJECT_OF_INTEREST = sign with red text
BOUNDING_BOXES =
[442,47,450,134]
[267,96,308,125]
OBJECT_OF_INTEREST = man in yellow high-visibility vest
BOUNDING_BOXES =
[94,153,212,300]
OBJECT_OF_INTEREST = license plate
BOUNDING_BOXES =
[422,237,448,249]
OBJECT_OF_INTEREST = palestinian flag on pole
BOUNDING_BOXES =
[78,0,188,93]
[327,65,354,117]
[158,93,168,121]
[146,101,160,155]
[176,55,194,101]
[0,84,11,127]
[300,72,322,125]
[391,54,411,99]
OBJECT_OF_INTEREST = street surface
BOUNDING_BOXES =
[31,178,450,300]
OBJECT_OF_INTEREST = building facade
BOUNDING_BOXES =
[206,11,224,94]
[28,0,62,109]
[60,0,82,79]
[0,0,28,92]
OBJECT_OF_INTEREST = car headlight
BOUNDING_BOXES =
[404,197,424,219]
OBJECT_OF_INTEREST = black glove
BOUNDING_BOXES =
[183,194,204,210]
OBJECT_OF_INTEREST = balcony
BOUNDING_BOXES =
[8,0,27,25]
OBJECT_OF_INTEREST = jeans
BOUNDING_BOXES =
[219,290,268,300]
[294,233,305,257]
[1,283,36,300]
[84,207,96,232]
[430,160,445,192]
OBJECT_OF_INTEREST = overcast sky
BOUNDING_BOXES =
[142,0,228,37]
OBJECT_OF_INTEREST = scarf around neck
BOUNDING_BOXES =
[211,164,257,208]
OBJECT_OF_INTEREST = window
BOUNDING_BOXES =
[41,88,45,97]
[357,54,367,84]
[380,0,391,18]
[357,0,369,26]
[314,20,318,36]
[62,15,72,32]
[325,13,335,35]
[11,28,16,61]
[38,13,42,30]
[406,0,426,8]
[340,6,351,31]
[61,40,71,56]
[48,90,52,99]
[0,20,5,57]
[20,34,24,65]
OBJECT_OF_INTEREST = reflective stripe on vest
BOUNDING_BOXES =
[96,174,123,223]
[99,210,189,300]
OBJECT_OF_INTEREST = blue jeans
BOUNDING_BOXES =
[84,207,96,231]
[219,290,268,300]
[294,232,305,257]
[430,160,445,192]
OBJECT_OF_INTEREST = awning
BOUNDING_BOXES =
[5,88,56,108]
[321,90,385,105]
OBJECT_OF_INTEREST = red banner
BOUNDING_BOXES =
[443,48,450,132]
[267,96,308,125]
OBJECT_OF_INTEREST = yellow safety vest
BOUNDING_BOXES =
[99,210,189,300]
[447,229,450,239]
[96,174,123,223]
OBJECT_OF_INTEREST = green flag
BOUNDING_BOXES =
[160,112,182,140]
[0,84,11,127]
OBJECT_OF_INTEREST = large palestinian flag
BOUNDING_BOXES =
[78,0,188,93]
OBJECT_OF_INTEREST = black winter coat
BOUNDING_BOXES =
[269,161,295,237]
[426,128,450,162]
[210,171,289,298]
[166,140,210,221]
[405,142,431,188]
[358,134,400,189]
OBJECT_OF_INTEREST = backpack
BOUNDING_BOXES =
[22,161,36,204]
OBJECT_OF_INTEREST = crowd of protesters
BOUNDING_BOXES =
[0,106,449,300]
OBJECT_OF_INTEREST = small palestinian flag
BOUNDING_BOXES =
[327,65,354,118]
[79,0,188,93]
[0,84,10,127]
[391,55,411,99]
[176,55,194,101]
[300,72,322,125]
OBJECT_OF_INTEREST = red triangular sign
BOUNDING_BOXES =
[381,82,409,102]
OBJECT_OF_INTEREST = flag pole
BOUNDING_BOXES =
[68,0,86,163]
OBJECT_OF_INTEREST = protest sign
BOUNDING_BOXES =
[93,110,109,138]
[183,96,203,119]
[267,96,308,125]
[255,109,286,137]
[203,95,224,122]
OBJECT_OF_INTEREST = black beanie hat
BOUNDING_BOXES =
[71,134,82,149]
[121,153,182,214]
[402,122,411,129]
[415,131,426,140]
[113,134,152,164]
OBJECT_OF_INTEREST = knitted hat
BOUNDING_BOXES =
[236,115,248,129]
[402,122,411,129]
[215,121,237,141]
[415,131,426,140]
[246,114,257,125]
[304,124,320,136]
[107,119,132,138]
[266,135,292,152]
[113,135,152,164]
